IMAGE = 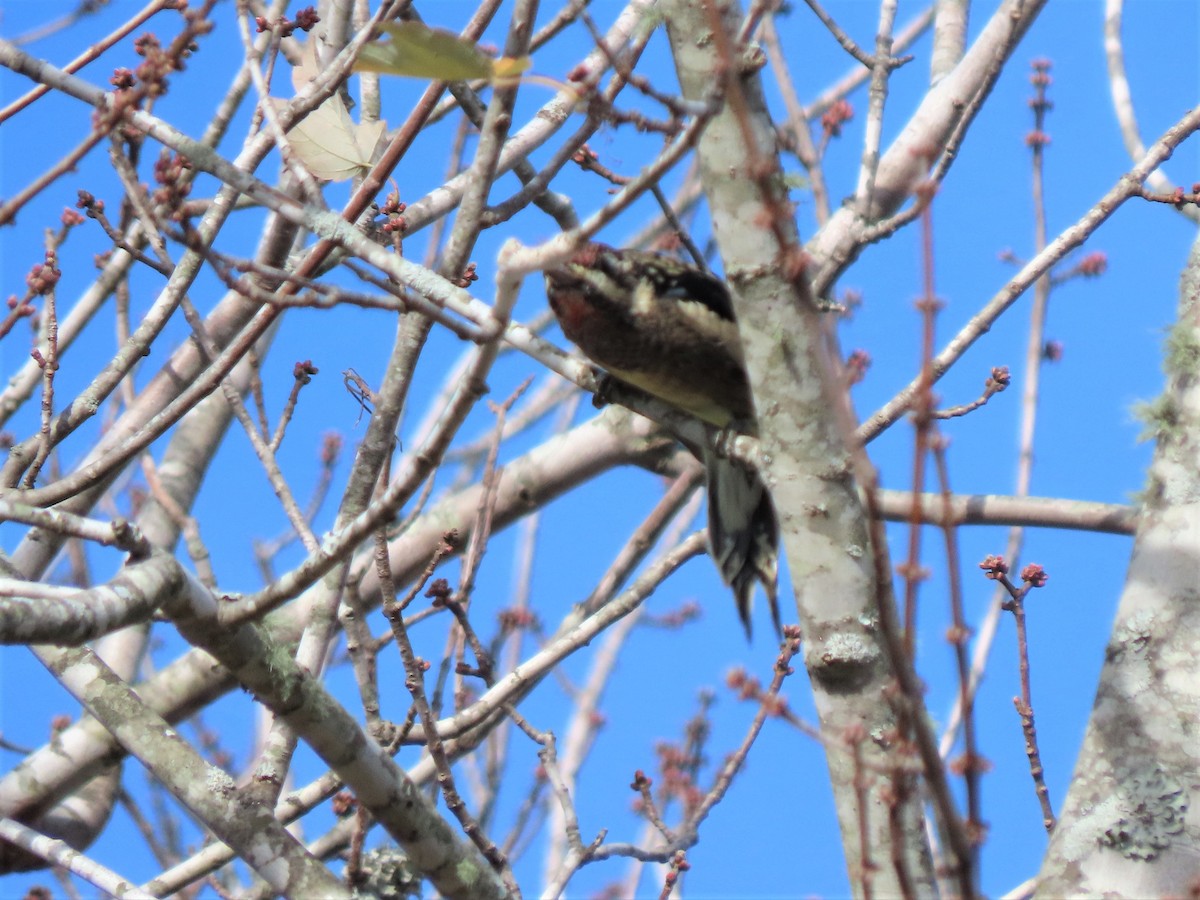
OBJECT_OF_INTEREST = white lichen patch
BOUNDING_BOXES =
[205,767,235,796]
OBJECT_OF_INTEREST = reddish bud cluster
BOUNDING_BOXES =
[665,851,691,883]
[1027,58,1053,116]
[1021,563,1049,588]
[294,7,320,31]
[133,33,159,56]
[26,256,60,296]
[760,693,789,716]
[424,578,453,605]
[945,623,973,646]
[320,431,342,466]
[821,99,853,138]
[914,293,945,316]
[76,191,103,215]
[725,667,761,702]
[497,606,538,632]
[154,152,190,185]
[985,366,1011,394]
[293,359,319,383]
[152,153,193,216]
[652,742,703,814]
[110,67,136,91]
[1025,130,1051,148]
[256,7,320,37]
[650,599,701,629]
[1029,57,1053,87]
[978,554,1008,579]
[95,25,201,136]
[453,261,479,289]
[133,33,173,98]
[1077,251,1107,277]
[948,750,993,778]
[380,194,407,234]
[380,193,405,216]
[895,561,930,583]
[331,791,357,817]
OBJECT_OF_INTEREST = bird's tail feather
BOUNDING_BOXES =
[704,452,780,639]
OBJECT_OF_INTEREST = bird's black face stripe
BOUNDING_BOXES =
[590,251,640,294]
[656,270,736,322]
[587,248,737,324]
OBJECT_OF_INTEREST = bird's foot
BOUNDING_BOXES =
[710,424,760,472]
[591,370,616,410]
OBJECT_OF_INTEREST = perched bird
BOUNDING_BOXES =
[545,242,780,637]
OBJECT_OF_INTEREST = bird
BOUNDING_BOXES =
[544,242,780,638]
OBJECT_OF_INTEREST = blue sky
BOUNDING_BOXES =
[1,1,1198,897]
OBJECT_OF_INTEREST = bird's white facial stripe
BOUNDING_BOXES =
[569,266,621,298]
[633,277,743,350]
[632,278,657,319]
[674,297,742,349]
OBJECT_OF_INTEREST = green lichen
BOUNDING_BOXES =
[1098,764,1188,861]
[1131,393,1181,444]
[1162,319,1200,379]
